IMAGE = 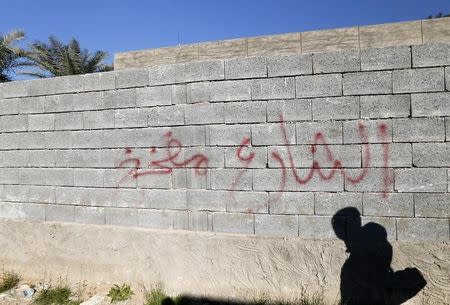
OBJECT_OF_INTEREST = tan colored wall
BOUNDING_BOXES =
[114,18,450,70]
[0,220,448,304]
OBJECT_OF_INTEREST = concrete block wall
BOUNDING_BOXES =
[1,43,450,242]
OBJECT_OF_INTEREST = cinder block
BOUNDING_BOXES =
[103,168,136,188]
[0,98,19,115]
[315,192,362,215]
[413,143,450,167]
[1,185,28,202]
[149,105,185,127]
[296,74,342,98]
[27,114,53,131]
[209,124,251,146]
[267,54,312,77]
[393,118,445,142]
[44,95,73,113]
[103,88,136,109]
[212,212,254,234]
[224,101,266,123]
[0,80,28,98]
[225,57,267,79]
[185,60,224,82]
[83,110,115,129]
[25,132,49,149]
[82,71,115,91]
[45,204,75,222]
[71,92,104,111]
[0,202,45,221]
[45,168,74,186]
[105,207,137,227]
[225,146,267,168]
[361,216,397,241]
[18,96,45,113]
[0,115,27,132]
[171,125,206,146]
[446,67,450,91]
[267,99,311,122]
[136,85,172,107]
[343,71,392,95]
[148,63,186,86]
[210,80,252,102]
[210,169,251,191]
[312,96,359,120]
[298,215,339,238]
[18,168,41,185]
[227,191,268,213]
[54,112,83,130]
[414,193,450,218]
[187,190,227,211]
[114,108,147,128]
[267,145,313,168]
[411,92,450,117]
[101,129,136,148]
[137,209,188,230]
[72,130,104,148]
[251,78,295,100]
[74,206,105,225]
[28,185,55,203]
[360,95,410,119]
[397,218,449,241]
[393,68,445,93]
[0,133,20,149]
[371,143,412,167]
[186,82,210,103]
[314,144,361,168]
[142,189,186,210]
[412,43,450,67]
[363,193,413,217]
[185,102,224,125]
[447,118,450,141]
[395,168,447,193]
[313,49,360,73]
[115,68,149,89]
[252,123,295,146]
[297,121,343,144]
[1,150,27,167]
[360,46,411,71]
[343,119,392,143]
[344,168,394,192]
[171,168,208,190]
[183,147,224,168]
[269,192,314,215]
[188,211,209,231]
[74,169,104,187]
[255,214,297,237]
[171,84,187,104]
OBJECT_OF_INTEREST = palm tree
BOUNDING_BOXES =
[0,30,27,82]
[23,36,113,78]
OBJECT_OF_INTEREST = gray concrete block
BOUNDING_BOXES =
[225,146,267,168]
[149,105,185,127]
[137,209,188,230]
[225,57,267,79]
[74,206,105,225]
[210,169,252,191]
[0,80,28,98]
[413,143,450,167]
[18,96,47,113]
[361,46,411,71]
[0,133,20,149]
[0,202,45,221]
[28,185,55,203]
[343,119,392,143]
[103,168,136,188]
[103,88,136,109]
[74,169,104,187]
[371,143,412,167]
[252,123,295,146]
[395,168,448,193]
[83,110,115,129]
[183,146,224,168]
[393,118,445,142]
[345,168,394,192]
[267,54,312,77]
[393,67,445,93]
[411,92,450,117]
[360,95,410,119]
[1,185,28,202]
[267,145,313,168]
[148,63,186,86]
[135,172,172,189]
[209,124,251,146]
[312,96,359,120]
[313,144,361,168]
[0,98,19,115]
[446,67,450,91]
[185,60,224,82]
[448,118,450,142]
[313,49,360,73]
[136,85,172,107]
[171,125,206,146]
[72,130,104,148]
[227,191,269,213]
[105,207,137,227]
[298,215,338,238]
[363,193,414,217]
[414,193,450,218]
[296,74,342,98]
[267,99,311,122]
[43,94,73,113]
[82,71,115,91]
[186,82,211,103]
[185,102,224,125]
[251,77,295,100]
[142,189,186,210]
[0,150,27,167]
[297,121,343,144]
[412,43,450,67]
[54,112,83,130]
[0,114,27,132]
[27,114,53,131]
[224,100,266,123]
[209,80,252,102]
[212,212,254,234]
[45,204,75,222]
[71,92,104,111]
[269,192,314,215]
[315,192,362,215]
[343,71,392,95]
[171,84,187,104]
[187,190,227,211]
[188,211,209,231]
[115,69,149,89]
[114,108,148,128]
[101,129,136,148]
[255,214,297,237]
[397,218,449,241]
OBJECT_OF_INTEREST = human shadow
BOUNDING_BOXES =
[331,207,427,305]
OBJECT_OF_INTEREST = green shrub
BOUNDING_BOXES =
[0,271,20,293]
[33,285,81,305]
[107,284,134,303]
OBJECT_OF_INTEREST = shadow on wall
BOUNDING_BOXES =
[331,207,427,305]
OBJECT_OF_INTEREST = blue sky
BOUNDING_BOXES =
[2,0,450,64]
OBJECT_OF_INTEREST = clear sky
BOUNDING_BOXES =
[2,0,450,64]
